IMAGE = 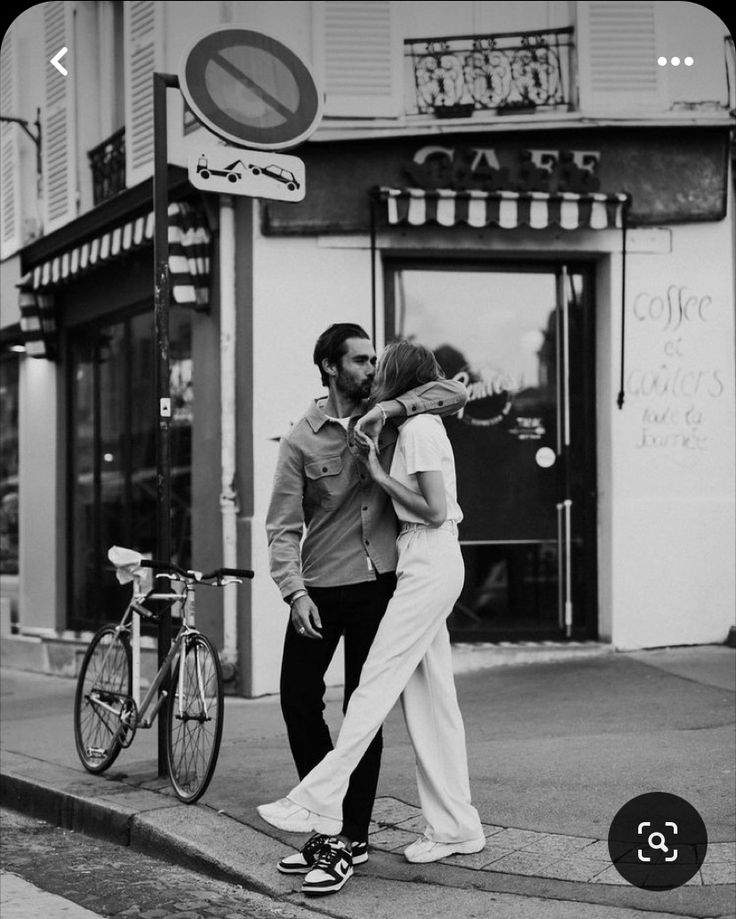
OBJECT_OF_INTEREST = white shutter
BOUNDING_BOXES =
[576,1,666,112]
[313,0,402,118]
[43,0,76,232]
[0,27,22,257]
[124,0,162,187]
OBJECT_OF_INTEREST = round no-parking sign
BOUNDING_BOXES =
[179,28,323,150]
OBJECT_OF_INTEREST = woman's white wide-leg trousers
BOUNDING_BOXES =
[288,524,483,843]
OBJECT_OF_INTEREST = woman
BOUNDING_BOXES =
[258,341,484,890]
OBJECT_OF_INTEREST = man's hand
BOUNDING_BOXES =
[291,594,323,640]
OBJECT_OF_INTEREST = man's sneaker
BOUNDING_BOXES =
[302,837,353,895]
[278,834,330,874]
[277,835,368,873]
[403,834,486,863]
[257,797,342,835]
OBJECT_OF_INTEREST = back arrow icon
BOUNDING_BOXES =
[50,47,68,76]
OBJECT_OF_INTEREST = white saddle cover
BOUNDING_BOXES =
[108,545,144,584]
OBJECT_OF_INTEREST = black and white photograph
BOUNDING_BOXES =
[0,1,734,917]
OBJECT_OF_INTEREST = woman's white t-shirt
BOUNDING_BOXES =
[388,415,463,525]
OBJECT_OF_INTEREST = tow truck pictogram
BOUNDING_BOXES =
[195,155,244,183]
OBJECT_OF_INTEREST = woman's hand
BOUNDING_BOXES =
[354,429,385,482]
[354,404,385,445]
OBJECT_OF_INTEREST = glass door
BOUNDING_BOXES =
[388,263,597,641]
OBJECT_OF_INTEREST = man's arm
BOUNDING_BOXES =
[355,378,467,440]
[266,433,325,640]
[266,434,308,601]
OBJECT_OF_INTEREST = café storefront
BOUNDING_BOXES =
[5,123,732,697]
[248,123,733,683]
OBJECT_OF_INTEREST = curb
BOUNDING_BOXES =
[3,753,734,919]
[1,769,133,847]
[0,758,288,901]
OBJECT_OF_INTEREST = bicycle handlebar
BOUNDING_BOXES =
[137,558,254,582]
[204,567,255,581]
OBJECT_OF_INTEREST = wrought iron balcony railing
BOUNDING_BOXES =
[405,27,574,118]
[88,127,126,205]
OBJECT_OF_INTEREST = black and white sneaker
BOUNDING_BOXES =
[278,834,368,874]
[302,837,353,895]
[278,834,330,874]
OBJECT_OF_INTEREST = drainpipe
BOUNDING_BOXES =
[219,194,239,681]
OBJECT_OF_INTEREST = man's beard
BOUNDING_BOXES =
[336,368,372,402]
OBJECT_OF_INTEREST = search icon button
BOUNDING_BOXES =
[608,792,707,889]
[648,831,669,853]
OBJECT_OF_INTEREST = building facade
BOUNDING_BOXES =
[1,1,734,696]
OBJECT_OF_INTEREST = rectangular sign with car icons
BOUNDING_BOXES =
[188,148,305,201]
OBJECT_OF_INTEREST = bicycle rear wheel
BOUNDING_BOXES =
[166,632,224,803]
[74,625,131,773]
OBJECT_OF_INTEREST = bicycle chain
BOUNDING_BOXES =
[117,697,138,748]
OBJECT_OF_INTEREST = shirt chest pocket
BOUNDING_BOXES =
[304,456,344,504]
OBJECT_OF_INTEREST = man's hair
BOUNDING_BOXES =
[370,339,444,405]
[313,323,371,387]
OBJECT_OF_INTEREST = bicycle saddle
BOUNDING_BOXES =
[108,545,144,584]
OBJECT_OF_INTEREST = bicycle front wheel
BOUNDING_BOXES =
[166,632,224,803]
[74,625,131,773]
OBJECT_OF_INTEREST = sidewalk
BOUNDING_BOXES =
[1,644,734,919]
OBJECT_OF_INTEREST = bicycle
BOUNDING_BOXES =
[74,545,254,804]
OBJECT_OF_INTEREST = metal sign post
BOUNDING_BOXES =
[153,70,179,776]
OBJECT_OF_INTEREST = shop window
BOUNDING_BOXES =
[68,308,191,629]
[0,347,20,575]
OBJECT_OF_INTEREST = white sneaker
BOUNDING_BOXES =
[404,835,486,863]
[256,797,342,835]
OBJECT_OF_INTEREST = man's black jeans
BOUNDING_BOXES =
[280,572,397,843]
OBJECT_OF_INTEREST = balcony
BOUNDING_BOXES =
[405,27,574,119]
[88,127,126,206]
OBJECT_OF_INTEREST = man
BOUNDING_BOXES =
[265,323,467,895]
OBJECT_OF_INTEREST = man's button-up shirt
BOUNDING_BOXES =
[266,379,468,599]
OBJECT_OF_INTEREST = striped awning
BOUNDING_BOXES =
[19,201,211,358]
[378,187,630,230]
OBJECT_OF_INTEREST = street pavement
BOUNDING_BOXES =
[1,872,104,919]
[1,806,332,919]
[1,643,734,919]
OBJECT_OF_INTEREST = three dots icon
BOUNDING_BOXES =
[658,56,694,66]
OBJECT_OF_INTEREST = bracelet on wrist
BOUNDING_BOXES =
[288,590,308,606]
[377,403,388,425]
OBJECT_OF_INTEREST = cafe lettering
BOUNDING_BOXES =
[404,145,603,193]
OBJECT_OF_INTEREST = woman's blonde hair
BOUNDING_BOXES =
[370,339,444,405]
